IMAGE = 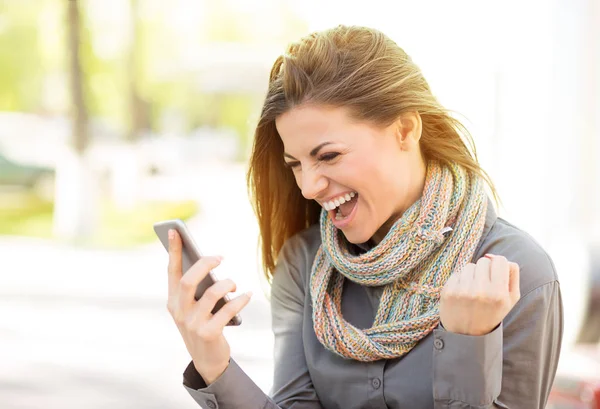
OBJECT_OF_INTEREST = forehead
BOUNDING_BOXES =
[276,105,366,149]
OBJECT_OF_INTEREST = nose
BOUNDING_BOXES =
[299,166,328,200]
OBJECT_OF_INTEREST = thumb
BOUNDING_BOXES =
[508,262,521,304]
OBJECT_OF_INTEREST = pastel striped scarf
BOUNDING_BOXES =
[310,161,488,361]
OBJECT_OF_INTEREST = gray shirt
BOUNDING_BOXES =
[182,203,563,409]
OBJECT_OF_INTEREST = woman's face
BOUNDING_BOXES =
[276,104,427,245]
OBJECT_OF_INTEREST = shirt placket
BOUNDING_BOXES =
[367,359,388,408]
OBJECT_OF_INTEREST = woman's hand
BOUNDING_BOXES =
[166,229,252,384]
[439,254,521,336]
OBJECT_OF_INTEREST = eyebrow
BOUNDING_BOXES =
[283,142,334,160]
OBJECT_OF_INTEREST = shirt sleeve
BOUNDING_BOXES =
[432,280,563,408]
[181,236,323,409]
[269,240,324,408]
[183,358,271,409]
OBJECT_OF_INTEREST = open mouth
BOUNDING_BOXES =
[335,194,358,220]
[324,192,359,224]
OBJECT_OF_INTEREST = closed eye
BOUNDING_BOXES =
[319,152,340,162]
[283,160,301,169]
[284,152,340,169]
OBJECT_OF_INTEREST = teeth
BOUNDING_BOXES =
[322,192,357,211]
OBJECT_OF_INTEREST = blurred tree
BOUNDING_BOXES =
[127,0,150,141]
[52,0,99,241]
[108,0,149,211]
[68,0,89,155]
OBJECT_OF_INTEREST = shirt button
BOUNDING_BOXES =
[206,400,217,409]
[434,338,444,350]
[372,377,381,389]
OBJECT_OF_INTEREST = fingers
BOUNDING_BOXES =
[211,291,252,328]
[178,256,224,308]
[486,254,509,290]
[474,257,491,290]
[485,254,521,305]
[193,278,238,321]
[185,285,251,334]
[444,269,460,288]
[167,229,183,296]
[457,263,476,284]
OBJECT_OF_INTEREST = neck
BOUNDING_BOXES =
[370,159,427,245]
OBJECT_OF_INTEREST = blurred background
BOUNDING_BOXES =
[0,0,599,408]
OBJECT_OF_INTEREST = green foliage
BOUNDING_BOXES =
[0,2,46,111]
[0,1,308,154]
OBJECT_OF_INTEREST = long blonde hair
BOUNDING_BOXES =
[247,25,499,282]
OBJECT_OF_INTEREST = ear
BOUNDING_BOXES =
[395,112,422,149]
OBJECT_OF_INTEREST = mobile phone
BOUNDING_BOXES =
[153,219,242,326]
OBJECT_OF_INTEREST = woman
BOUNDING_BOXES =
[166,25,563,408]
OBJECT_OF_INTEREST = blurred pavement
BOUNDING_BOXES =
[0,163,274,409]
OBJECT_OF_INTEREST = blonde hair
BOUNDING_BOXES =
[247,25,499,281]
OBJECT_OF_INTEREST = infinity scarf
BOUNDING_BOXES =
[309,161,488,361]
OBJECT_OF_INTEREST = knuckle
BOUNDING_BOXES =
[481,289,504,305]
[204,286,220,302]
[489,296,504,306]
[180,276,196,290]
[172,313,186,326]
[221,301,240,315]
[199,256,220,269]
[472,291,487,302]
[462,291,478,302]
[183,314,196,329]
[493,292,507,304]
[476,257,490,267]
[445,288,462,301]
[456,286,474,299]
[495,255,508,264]
[195,327,216,342]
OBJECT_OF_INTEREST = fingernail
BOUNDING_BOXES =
[168,229,174,240]
[246,291,253,298]
[485,253,494,258]
[217,255,224,262]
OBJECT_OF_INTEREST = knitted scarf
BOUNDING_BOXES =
[309,161,488,361]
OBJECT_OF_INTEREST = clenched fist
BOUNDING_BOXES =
[439,254,521,336]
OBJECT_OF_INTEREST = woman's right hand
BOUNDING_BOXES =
[166,229,253,385]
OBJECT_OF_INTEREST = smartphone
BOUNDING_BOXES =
[153,219,242,326]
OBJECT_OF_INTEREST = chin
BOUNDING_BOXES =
[340,227,373,246]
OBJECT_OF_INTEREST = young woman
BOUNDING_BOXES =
[166,25,563,409]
